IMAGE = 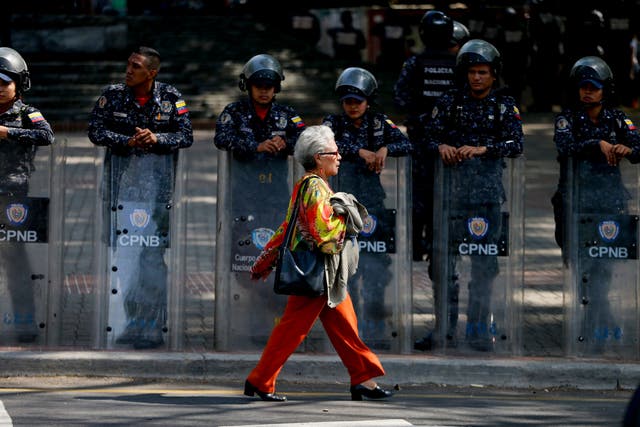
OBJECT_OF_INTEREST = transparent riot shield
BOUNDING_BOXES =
[331,157,412,353]
[215,152,296,351]
[0,141,63,346]
[93,150,186,350]
[563,157,640,359]
[431,156,524,355]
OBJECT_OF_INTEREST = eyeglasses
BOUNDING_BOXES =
[317,151,339,157]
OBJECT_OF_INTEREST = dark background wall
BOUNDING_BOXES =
[4,0,640,128]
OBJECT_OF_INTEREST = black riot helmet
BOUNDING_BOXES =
[450,21,470,48]
[456,39,502,78]
[419,10,454,49]
[584,9,605,32]
[570,56,615,101]
[0,47,31,94]
[335,67,378,102]
[238,54,285,93]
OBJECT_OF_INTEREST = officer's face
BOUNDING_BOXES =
[579,83,603,104]
[125,53,157,89]
[341,97,368,120]
[467,64,495,98]
[0,79,16,106]
[249,83,275,106]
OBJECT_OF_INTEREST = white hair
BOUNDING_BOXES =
[293,125,335,171]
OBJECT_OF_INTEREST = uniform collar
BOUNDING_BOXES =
[0,99,23,116]
[127,80,161,106]
[341,110,369,126]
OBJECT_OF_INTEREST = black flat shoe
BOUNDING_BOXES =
[350,384,394,401]
[243,380,287,402]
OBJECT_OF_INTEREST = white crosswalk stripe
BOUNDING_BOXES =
[220,420,413,427]
[0,401,12,426]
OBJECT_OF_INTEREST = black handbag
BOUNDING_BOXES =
[273,178,326,297]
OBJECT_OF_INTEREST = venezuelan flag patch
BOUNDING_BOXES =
[385,119,397,128]
[28,112,45,123]
[625,119,636,130]
[175,100,189,115]
[513,106,521,120]
[291,115,305,128]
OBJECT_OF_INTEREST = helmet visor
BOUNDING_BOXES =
[340,93,366,102]
[579,78,603,89]
[0,72,14,83]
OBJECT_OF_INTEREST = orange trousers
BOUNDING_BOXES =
[246,293,385,393]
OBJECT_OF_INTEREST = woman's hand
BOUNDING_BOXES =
[250,268,271,281]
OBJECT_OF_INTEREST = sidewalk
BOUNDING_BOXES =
[2,113,640,391]
[1,350,638,391]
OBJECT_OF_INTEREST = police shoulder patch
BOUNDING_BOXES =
[175,100,188,115]
[625,118,637,131]
[219,112,232,124]
[556,117,569,131]
[291,115,305,128]
[513,105,521,120]
[28,112,45,123]
[98,96,107,108]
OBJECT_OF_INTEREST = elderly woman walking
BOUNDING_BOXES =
[245,125,394,402]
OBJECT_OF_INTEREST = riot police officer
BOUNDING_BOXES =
[326,10,367,64]
[0,47,54,343]
[450,21,470,54]
[423,39,524,351]
[527,0,564,111]
[393,10,456,264]
[552,56,640,352]
[371,7,410,71]
[322,67,411,347]
[213,54,306,350]
[214,53,305,159]
[495,7,529,108]
[88,46,193,349]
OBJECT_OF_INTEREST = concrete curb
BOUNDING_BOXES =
[0,351,638,391]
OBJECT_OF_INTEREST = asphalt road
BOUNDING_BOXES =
[0,376,633,426]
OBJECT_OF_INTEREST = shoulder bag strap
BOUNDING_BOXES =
[281,176,313,250]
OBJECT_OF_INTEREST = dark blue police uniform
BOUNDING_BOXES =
[426,87,523,348]
[88,80,193,349]
[214,97,305,160]
[554,106,640,344]
[322,111,411,345]
[0,99,54,342]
